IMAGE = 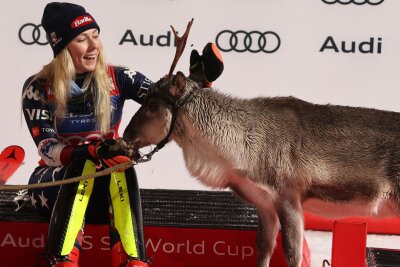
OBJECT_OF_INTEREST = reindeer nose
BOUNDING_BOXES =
[123,130,133,142]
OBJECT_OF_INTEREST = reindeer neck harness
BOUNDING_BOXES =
[138,81,197,163]
[158,83,197,149]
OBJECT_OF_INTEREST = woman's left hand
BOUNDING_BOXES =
[89,139,132,168]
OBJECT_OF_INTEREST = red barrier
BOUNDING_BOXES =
[331,221,367,267]
[304,212,400,235]
[0,221,310,267]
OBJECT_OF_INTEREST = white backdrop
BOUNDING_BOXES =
[1,0,399,190]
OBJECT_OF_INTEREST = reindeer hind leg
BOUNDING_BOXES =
[229,177,279,267]
[277,196,304,267]
[256,210,279,267]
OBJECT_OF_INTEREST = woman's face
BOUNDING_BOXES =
[67,28,102,73]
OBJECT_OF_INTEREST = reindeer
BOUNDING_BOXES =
[121,20,400,267]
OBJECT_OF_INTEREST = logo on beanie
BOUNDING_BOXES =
[50,32,62,47]
[71,15,94,29]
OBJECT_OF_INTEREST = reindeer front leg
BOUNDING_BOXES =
[256,209,279,267]
[229,176,280,267]
[276,196,304,267]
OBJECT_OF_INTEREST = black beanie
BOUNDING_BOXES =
[41,2,100,57]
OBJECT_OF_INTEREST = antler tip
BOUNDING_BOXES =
[168,19,194,76]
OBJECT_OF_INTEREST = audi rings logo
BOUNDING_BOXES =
[321,0,384,5]
[215,30,281,53]
[19,23,49,45]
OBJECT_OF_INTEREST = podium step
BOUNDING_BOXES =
[0,189,259,229]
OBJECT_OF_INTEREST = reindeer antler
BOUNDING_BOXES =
[168,18,194,77]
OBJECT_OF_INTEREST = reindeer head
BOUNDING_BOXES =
[123,72,188,148]
[123,19,193,152]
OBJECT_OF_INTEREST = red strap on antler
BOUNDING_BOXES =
[168,18,194,77]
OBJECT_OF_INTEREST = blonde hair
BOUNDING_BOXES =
[26,48,112,134]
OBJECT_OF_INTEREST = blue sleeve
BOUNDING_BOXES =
[22,77,57,146]
[22,77,66,165]
[113,66,152,104]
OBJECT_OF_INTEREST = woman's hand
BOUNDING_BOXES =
[88,139,132,168]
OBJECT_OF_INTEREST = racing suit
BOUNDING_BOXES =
[22,65,151,266]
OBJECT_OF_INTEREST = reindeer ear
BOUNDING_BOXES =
[169,72,187,97]
[175,71,187,89]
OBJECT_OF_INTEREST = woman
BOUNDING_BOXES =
[22,3,223,267]
[22,2,152,266]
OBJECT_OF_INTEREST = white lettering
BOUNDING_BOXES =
[74,16,93,27]
[193,241,205,254]
[23,86,41,101]
[19,238,30,248]
[101,236,110,250]
[82,235,93,250]
[70,118,95,124]
[213,241,254,260]
[25,109,35,120]
[0,232,254,261]
[0,234,45,249]
[146,238,205,255]
[146,238,162,252]
[123,69,137,81]
[227,244,239,257]
[42,128,56,133]
[32,235,45,248]
[25,109,50,121]
[242,246,254,260]
[1,233,17,247]
[163,242,175,253]
[213,241,225,256]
